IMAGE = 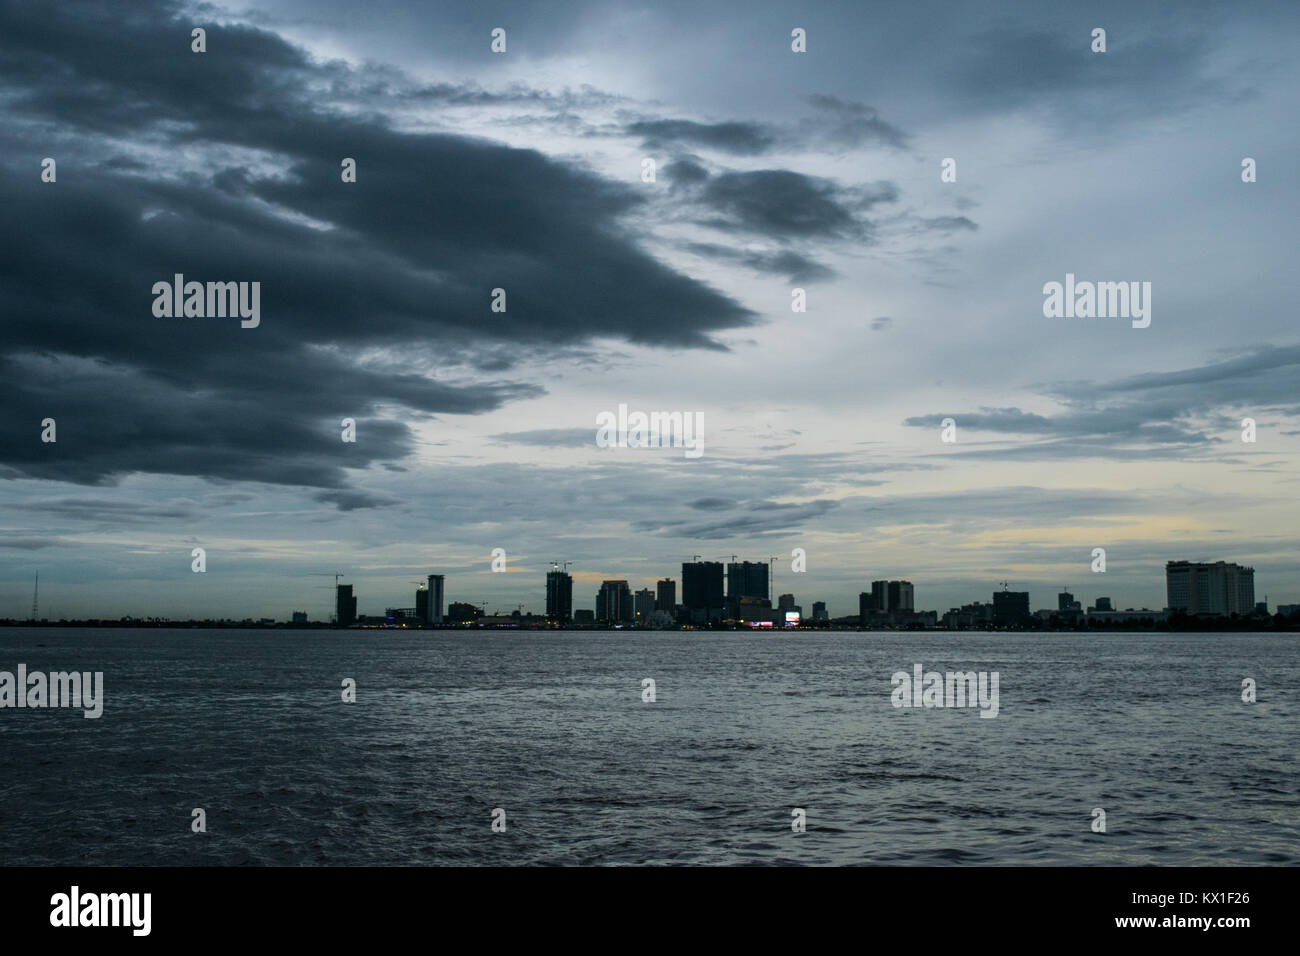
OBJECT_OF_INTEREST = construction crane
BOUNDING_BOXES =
[768,555,783,602]
[551,561,573,572]
[312,571,347,587]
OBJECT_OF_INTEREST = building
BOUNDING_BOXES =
[992,588,1030,626]
[655,578,676,612]
[942,601,995,628]
[1058,591,1081,612]
[446,601,480,625]
[727,561,769,603]
[681,561,724,621]
[812,601,827,621]
[634,588,655,623]
[335,584,357,626]
[573,609,596,625]
[778,593,796,610]
[425,574,445,624]
[546,570,574,623]
[291,611,307,624]
[864,580,915,613]
[1166,561,1255,617]
[596,580,633,624]
[1089,596,1113,613]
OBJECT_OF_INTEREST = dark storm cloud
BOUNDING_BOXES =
[627,119,777,155]
[0,0,755,500]
[625,97,906,156]
[697,170,898,239]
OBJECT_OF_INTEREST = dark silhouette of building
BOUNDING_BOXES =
[336,584,357,626]
[682,561,724,620]
[596,580,633,624]
[812,601,827,621]
[546,570,574,622]
[865,580,914,612]
[992,588,1030,626]
[415,587,429,621]
[446,601,480,625]
[727,561,768,602]
[634,588,655,623]
[656,578,676,612]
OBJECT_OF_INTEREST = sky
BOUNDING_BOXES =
[1,0,1298,621]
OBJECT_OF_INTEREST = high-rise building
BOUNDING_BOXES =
[1058,591,1081,612]
[865,580,914,613]
[596,580,633,623]
[634,588,655,622]
[546,570,574,622]
[291,611,307,624]
[992,589,1030,625]
[778,593,796,610]
[682,562,724,616]
[1092,597,1113,612]
[415,586,429,621]
[812,601,827,621]
[426,574,445,624]
[656,578,676,612]
[336,584,357,626]
[1166,561,1255,616]
[727,561,769,602]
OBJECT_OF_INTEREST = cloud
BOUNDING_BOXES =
[904,346,1300,460]
[697,170,896,239]
[0,0,757,502]
[627,119,777,155]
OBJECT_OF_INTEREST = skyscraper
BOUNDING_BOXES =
[812,601,827,621]
[415,586,429,622]
[546,570,573,622]
[992,588,1030,625]
[727,561,768,602]
[1166,561,1255,616]
[426,574,445,624]
[596,580,633,623]
[336,584,357,626]
[634,588,655,622]
[868,580,914,612]
[681,561,724,619]
[656,578,676,612]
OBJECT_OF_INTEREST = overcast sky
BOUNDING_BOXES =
[2,0,1298,620]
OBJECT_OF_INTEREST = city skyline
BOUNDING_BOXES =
[8,554,1282,625]
[2,0,1299,622]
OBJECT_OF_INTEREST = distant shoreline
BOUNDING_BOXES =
[3,618,1297,633]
